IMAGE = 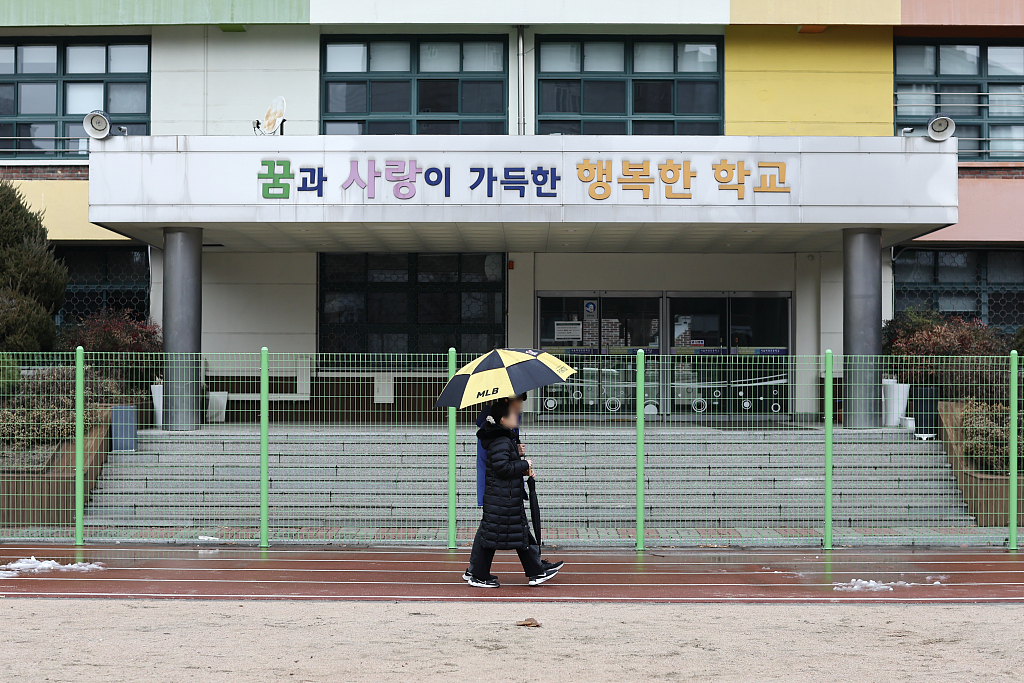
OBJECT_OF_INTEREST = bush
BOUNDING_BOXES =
[887,316,1010,399]
[0,364,126,452]
[961,399,1024,474]
[0,179,69,352]
[57,308,163,391]
[882,308,943,355]
[1011,326,1024,356]
[0,287,57,352]
[0,351,19,397]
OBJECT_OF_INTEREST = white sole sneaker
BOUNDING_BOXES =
[528,568,560,586]
[468,577,500,588]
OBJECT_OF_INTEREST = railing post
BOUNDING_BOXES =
[259,347,269,548]
[824,350,834,551]
[74,346,85,546]
[1010,350,1018,551]
[447,347,457,550]
[636,349,646,552]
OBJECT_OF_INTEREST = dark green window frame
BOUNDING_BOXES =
[0,37,150,159]
[320,35,509,135]
[535,35,723,136]
[895,39,1024,160]
[318,253,507,355]
[894,248,1024,333]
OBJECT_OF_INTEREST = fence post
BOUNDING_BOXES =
[1010,350,1018,551]
[259,347,269,548]
[636,349,646,552]
[74,346,85,546]
[447,347,457,550]
[824,350,834,551]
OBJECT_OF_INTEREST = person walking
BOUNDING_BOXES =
[466,400,561,588]
[463,393,562,583]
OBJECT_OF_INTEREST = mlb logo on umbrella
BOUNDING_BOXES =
[477,387,500,398]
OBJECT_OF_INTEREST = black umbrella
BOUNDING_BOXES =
[526,475,542,546]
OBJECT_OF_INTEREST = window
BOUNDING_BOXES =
[536,37,722,135]
[895,41,1024,159]
[321,37,507,135]
[319,253,506,354]
[0,39,149,158]
[894,249,1024,332]
[52,245,151,325]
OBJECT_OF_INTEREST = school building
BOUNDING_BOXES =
[2,1,1023,423]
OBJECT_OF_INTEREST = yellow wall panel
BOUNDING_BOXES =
[12,180,125,241]
[730,0,901,25]
[725,26,894,136]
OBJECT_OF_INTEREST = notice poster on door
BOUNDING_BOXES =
[554,321,584,342]
[583,300,598,321]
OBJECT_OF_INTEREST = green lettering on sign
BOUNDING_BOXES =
[258,160,294,199]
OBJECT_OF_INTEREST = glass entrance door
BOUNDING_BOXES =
[668,293,790,415]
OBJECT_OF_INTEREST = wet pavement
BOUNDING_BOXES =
[1,544,1022,602]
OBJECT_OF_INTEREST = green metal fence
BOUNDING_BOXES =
[0,348,1020,550]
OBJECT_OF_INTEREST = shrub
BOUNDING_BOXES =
[882,308,943,355]
[0,364,126,452]
[0,351,19,397]
[887,316,1010,400]
[0,287,57,352]
[57,308,163,390]
[960,399,1024,474]
[1011,325,1024,356]
[0,179,69,352]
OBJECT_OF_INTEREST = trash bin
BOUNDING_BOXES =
[882,379,911,427]
[206,391,229,423]
[910,384,939,437]
[112,405,138,452]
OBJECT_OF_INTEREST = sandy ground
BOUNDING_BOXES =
[2,600,1022,682]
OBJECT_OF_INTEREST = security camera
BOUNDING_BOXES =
[926,114,955,142]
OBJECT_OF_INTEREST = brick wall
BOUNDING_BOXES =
[959,164,1024,179]
[0,166,89,180]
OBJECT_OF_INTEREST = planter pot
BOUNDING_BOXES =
[151,384,163,430]
[882,380,911,428]
[911,384,939,437]
[207,391,228,423]
[111,405,137,452]
[939,401,1024,527]
[0,410,112,527]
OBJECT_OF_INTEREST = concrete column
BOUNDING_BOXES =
[843,228,882,429]
[162,227,202,431]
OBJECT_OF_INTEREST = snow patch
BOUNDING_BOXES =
[833,577,941,592]
[0,556,105,578]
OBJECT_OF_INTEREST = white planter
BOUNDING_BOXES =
[207,391,229,423]
[151,384,163,429]
[882,380,911,427]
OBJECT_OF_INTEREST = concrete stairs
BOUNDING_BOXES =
[83,426,973,531]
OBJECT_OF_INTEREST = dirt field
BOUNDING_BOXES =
[2,599,1021,682]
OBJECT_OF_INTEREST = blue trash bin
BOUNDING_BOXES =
[112,405,138,452]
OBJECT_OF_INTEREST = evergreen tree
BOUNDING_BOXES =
[0,179,69,352]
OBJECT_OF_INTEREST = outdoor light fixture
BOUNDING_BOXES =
[83,110,112,139]
[926,114,955,142]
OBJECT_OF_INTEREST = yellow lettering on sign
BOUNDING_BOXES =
[754,162,792,193]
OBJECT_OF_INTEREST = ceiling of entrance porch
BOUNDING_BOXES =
[102,221,949,253]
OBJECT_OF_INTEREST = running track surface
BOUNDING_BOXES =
[2,545,1023,602]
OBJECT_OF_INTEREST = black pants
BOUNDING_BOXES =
[468,522,543,578]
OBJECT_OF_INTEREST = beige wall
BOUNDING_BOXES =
[150,25,321,136]
[151,251,317,359]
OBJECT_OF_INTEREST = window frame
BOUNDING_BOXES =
[317,252,507,355]
[894,38,1024,160]
[320,35,509,136]
[893,248,1024,332]
[0,36,151,159]
[534,35,724,136]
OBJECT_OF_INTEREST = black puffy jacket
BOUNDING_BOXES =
[476,422,531,550]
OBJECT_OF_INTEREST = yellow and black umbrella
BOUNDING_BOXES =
[434,348,576,409]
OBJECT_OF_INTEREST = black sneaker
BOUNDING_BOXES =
[463,570,499,582]
[541,560,564,572]
[528,567,560,586]
[468,576,500,588]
